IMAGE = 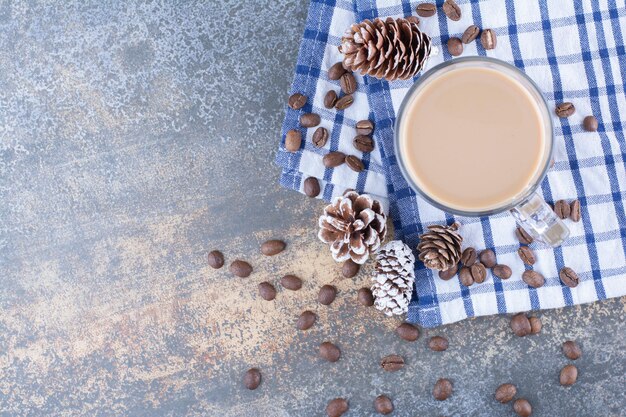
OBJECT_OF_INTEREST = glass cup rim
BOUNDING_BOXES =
[393,56,554,217]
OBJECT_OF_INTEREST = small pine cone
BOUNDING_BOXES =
[372,240,415,316]
[417,223,463,271]
[339,17,432,81]
[318,190,387,264]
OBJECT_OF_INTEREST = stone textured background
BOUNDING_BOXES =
[0,1,624,416]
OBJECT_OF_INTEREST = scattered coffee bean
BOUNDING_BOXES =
[447,37,463,56]
[570,199,581,222]
[459,266,474,286]
[281,274,303,290]
[433,378,453,401]
[297,310,317,330]
[462,25,480,43]
[230,260,253,278]
[406,15,420,25]
[288,93,307,110]
[258,282,277,301]
[492,264,512,279]
[345,155,365,172]
[313,127,329,148]
[461,247,477,266]
[243,368,261,390]
[353,135,375,153]
[318,285,337,305]
[340,73,357,95]
[356,119,374,135]
[495,383,517,403]
[323,151,346,168]
[319,341,341,362]
[396,323,420,342]
[517,246,536,265]
[303,176,321,197]
[300,113,321,127]
[326,398,349,417]
[335,94,354,110]
[479,249,497,268]
[208,250,224,269]
[470,262,487,283]
[583,115,598,131]
[324,90,338,109]
[529,316,542,334]
[442,0,461,21]
[515,227,534,244]
[374,395,394,415]
[562,340,582,360]
[510,313,531,337]
[559,266,579,288]
[380,354,405,372]
[554,199,570,219]
[522,270,545,288]
[261,239,286,256]
[328,62,347,81]
[416,2,437,17]
[358,287,374,306]
[342,259,360,278]
[555,102,575,118]
[285,129,302,152]
[513,398,532,417]
[481,28,497,49]
[428,336,449,351]
[439,264,458,280]
[560,364,578,386]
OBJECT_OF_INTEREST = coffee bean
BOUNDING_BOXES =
[280,274,302,290]
[297,310,317,330]
[345,155,365,172]
[300,113,321,127]
[462,25,480,43]
[513,398,532,417]
[555,102,575,118]
[442,0,461,21]
[324,90,338,109]
[433,378,453,401]
[261,239,286,256]
[208,250,224,269]
[470,262,487,283]
[313,127,329,148]
[479,249,497,268]
[328,62,347,81]
[459,266,474,286]
[230,260,253,278]
[340,73,357,95]
[554,199,570,219]
[288,93,307,110]
[358,287,374,306]
[243,368,261,390]
[326,398,349,417]
[495,383,517,403]
[447,37,463,56]
[303,177,321,197]
[373,395,393,415]
[258,282,277,301]
[406,15,420,25]
[480,28,497,50]
[529,316,542,334]
[342,259,360,278]
[492,264,512,279]
[353,135,375,153]
[335,94,354,110]
[522,270,545,288]
[510,313,531,337]
[356,120,374,135]
[428,336,449,351]
[285,129,302,152]
[517,246,536,265]
[515,227,534,244]
[583,115,598,131]
[461,247,477,266]
[560,364,578,386]
[438,264,458,280]
[396,323,420,342]
[559,266,579,288]
[416,2,437,17]
[323,151,346,168]
[380,354,405,372]
[570,199,581,222]
[562,340,582,360]
[318,285,337,305]
[319,341,341,362]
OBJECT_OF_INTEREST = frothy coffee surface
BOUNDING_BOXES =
[399,66,547,212]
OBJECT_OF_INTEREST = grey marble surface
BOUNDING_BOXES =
[0,1,624,416]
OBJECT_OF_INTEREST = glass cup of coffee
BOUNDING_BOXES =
[394,57,569,247]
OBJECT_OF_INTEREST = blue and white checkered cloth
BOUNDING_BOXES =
[276,0,626,327]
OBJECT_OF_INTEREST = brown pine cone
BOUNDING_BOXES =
[417,223,463,271]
